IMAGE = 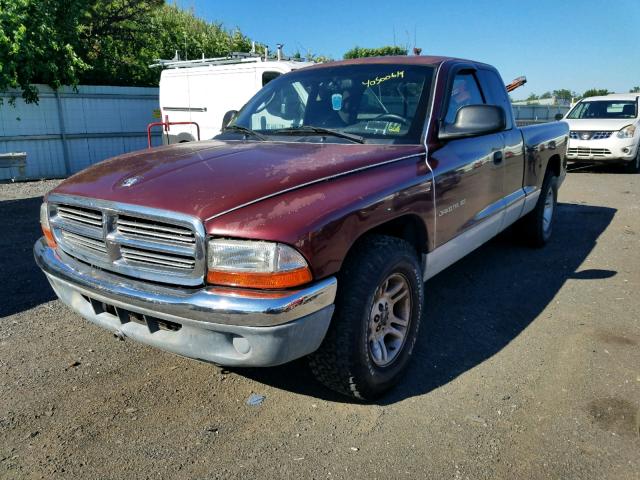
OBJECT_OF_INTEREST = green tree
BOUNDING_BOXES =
[76,0,164,87]
[343,45,407,59]
[539,91,552,99]
[0,0,89,104]
[0,1,256,103]
[630,86,640,93]
[526,93,539,102]
[79,2,253,87]
[552,89,574,102]
[297,49,332,63]
[311,55,333,63]
[582,88,610,98]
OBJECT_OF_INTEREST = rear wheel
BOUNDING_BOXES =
[308,235,424,401]
[515,170,558,247]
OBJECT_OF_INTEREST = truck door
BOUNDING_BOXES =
[476,68,525,229]
[431,70,505,248]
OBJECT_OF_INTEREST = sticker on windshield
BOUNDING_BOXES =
[387,122,401,134]
[331,93,343,111]
[362,70,405,88]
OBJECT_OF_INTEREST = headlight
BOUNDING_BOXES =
[40,202,57,248]
[206,239,312,289]
[617,124,636,138]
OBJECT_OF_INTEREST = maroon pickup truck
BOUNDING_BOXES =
[35,56,568,400]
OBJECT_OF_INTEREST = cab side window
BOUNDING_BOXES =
[445,73,484,124]
[476,69,513,129]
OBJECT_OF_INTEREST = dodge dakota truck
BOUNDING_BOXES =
[35,56,568,400]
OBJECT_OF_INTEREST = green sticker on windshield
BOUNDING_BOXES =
[387,122,401,134]
[362,70,405,88]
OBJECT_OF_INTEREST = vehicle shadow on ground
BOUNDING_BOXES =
[0,196,56,318]
[567,163,631,174]
[236,202,617,404]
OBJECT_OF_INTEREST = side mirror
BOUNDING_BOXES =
[554,113,564,121]
[439,105,506,141]
[221,110,238,129]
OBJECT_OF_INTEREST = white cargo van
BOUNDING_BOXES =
[156,53,313,144]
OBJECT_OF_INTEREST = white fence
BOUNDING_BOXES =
[512,104,570,126]
[0,84,160,181]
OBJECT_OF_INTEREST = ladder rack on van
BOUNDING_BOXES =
[150,51,308,70]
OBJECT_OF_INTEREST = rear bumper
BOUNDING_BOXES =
[34,238,336,366]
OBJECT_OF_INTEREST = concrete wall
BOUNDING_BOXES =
[0,85,160,181]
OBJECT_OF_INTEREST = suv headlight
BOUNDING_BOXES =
[617,124,636,138]
[206,239,312,289]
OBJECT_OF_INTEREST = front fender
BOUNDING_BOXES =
[205,155,434,279]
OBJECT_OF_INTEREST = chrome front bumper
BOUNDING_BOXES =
[34,238,336,366]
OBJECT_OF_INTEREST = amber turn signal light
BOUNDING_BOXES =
[207,267,312,289]
[40,202,57,248]
[42,227,57,248]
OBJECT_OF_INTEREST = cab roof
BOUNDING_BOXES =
[304,55,492,70]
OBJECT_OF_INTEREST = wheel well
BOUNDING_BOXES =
[547,154,562,177]
[364,215,428,255]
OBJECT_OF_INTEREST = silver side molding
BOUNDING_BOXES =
[423,210,503,281]
[422,186,540,281]
[521,186,541,216]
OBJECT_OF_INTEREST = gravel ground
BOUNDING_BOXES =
[0,168,638,479]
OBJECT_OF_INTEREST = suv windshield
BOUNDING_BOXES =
[567,100,638,119]
[225,64,435,144]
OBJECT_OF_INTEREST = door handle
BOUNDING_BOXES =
[493,151,503,164]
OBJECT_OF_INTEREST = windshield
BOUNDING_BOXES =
[567,100,638,119]
[225,64,435,144]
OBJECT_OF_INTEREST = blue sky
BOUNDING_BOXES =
[177,0,640,98]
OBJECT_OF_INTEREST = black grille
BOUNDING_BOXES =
[569,131,613,140]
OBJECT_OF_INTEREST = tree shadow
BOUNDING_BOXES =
[234,202,616,404]
[0,196,56,318]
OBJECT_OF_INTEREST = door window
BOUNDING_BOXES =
[445,73,484,124]
[477,69,513,129]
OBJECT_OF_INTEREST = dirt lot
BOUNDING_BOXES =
[1,167,639,480]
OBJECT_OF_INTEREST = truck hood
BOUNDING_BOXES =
[51,140,424,221]
[564,118,637,131]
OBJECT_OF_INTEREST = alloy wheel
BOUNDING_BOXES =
[368,273,412,367]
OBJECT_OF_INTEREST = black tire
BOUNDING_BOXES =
[308,235,424,401]
[515,171,558,248]
[624,151,640,173]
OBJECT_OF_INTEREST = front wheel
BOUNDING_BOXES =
[308,235,424,401]
[624,150,640,173]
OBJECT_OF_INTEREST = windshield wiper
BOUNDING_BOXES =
[273,126,365,144]
[223,124,267,141]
